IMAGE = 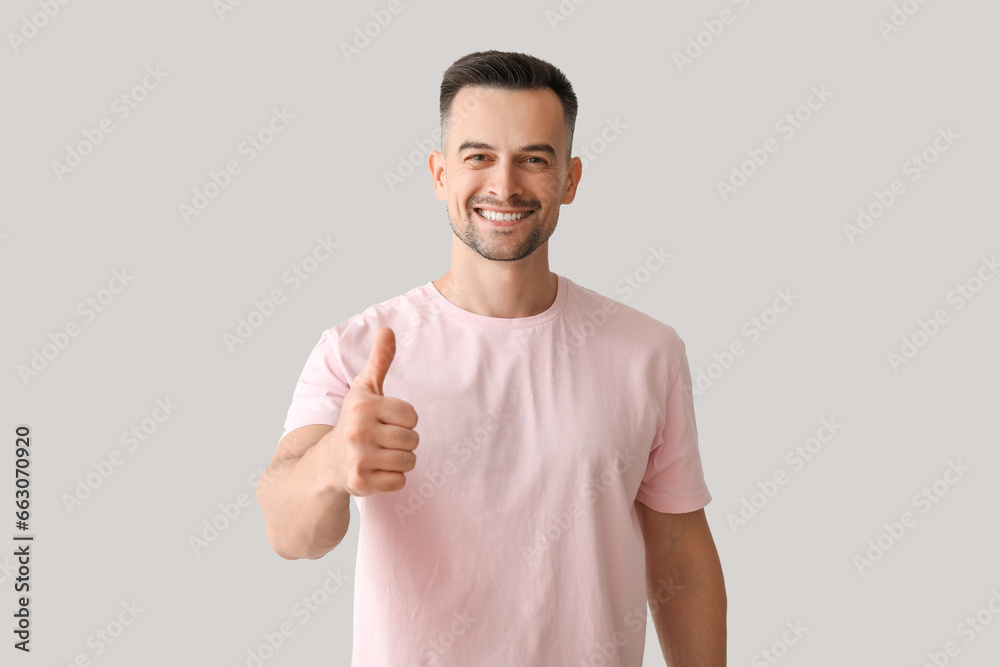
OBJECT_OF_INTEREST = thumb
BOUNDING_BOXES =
[356,327,396,396]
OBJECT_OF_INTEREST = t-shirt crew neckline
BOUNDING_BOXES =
[422,273,568,329]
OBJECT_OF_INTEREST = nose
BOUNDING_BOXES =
[485,157,522,204]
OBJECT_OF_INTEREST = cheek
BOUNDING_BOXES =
[452,180,484,209]
[450,199,471,221]
[536,174,564,201]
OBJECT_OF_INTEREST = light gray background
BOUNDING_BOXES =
[3,0,999,665]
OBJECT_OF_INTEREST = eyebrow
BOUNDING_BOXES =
[457,141,557,158]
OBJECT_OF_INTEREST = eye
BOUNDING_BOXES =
[468,154,489,162]
[526,157,547,165]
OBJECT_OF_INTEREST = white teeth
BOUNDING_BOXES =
[477,208,530,222]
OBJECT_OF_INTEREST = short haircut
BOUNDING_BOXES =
[439,50,578,161]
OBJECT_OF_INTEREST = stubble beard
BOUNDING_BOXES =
[448,204,558,263]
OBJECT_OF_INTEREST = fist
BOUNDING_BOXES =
[328,327,419,497]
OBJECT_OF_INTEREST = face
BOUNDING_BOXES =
[430,86,582,263]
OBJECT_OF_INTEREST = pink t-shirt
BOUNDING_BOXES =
[281,273,712,666]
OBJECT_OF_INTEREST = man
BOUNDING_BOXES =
[257,50,727,666]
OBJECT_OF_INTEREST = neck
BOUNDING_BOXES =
[433,242,557,319]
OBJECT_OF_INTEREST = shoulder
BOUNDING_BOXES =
[302,281,431,379]
[564,276,687,352]
[322,281,431,341]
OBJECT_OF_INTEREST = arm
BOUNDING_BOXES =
[257,424,352,560]
[258,327,419,561]
[635,502,727,666]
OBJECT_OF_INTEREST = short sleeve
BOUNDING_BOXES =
[635,335,712,513]
[280,330,351,441]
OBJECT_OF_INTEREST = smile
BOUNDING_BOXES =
[474,208,535,225]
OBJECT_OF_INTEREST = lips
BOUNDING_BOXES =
[474,208,535,226]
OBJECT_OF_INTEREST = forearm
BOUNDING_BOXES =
[257,442,352,560]
[647,556,727,666]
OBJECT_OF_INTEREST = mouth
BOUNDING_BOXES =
[473,208,535,227]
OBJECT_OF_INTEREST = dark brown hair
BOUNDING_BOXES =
[439,50,578,160]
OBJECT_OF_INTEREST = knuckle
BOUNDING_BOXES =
[343,422,373,447]
[339,422,361,445]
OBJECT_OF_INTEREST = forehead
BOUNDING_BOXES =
[449,86,566,148]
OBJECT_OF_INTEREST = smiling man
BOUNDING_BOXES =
[257,50,726,666]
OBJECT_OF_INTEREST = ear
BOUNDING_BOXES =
[560,156,583,205]
[429,150,447,201]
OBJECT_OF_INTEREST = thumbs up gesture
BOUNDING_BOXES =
[328,327,420,497]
